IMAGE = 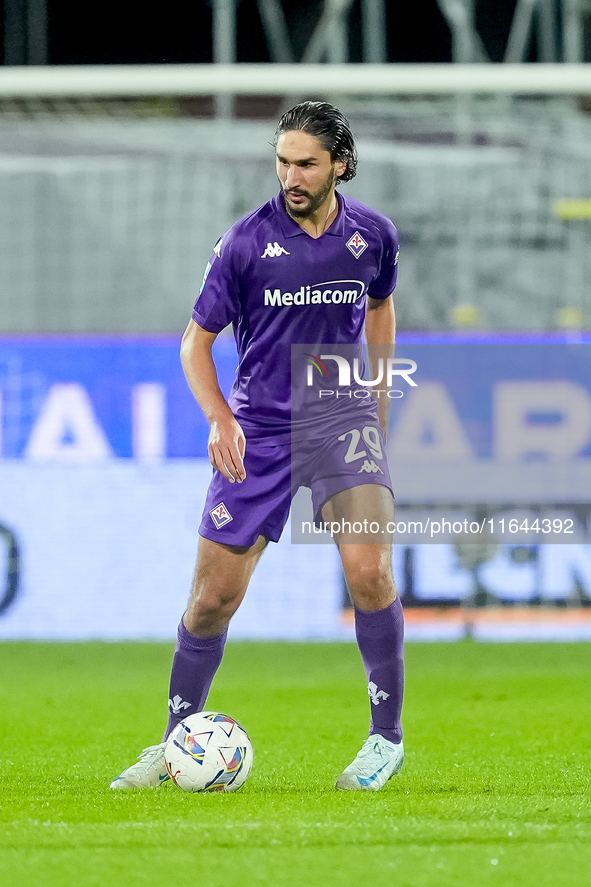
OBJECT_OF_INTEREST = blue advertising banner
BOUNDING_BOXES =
[0,336,238,459]
[2,334,591,463]
[1,334,591,639]
[391,340,591,460]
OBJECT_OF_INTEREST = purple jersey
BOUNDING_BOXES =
[192,192,399,440]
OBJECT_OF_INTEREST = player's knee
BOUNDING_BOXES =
[185,587,243,632]
[344,559,393,600]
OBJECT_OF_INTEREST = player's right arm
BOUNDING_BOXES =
[180,319,246,483]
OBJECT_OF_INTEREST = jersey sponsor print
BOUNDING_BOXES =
[264,280,364,308]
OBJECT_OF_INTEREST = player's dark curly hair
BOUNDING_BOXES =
[273,101,358,183]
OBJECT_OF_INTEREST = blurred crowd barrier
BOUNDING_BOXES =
[0,96,590,332]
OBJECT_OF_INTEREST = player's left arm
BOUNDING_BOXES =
[365,294,396,439]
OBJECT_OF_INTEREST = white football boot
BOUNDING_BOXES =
[110,742,170,789]
[335,735,404,791]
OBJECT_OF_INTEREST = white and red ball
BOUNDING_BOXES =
[164,712,253,793]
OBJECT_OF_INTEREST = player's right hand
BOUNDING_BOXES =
[207,415,246,483]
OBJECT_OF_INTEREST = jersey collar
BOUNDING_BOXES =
[274,192,346,238]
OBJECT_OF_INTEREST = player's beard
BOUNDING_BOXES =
[281,166,337,219]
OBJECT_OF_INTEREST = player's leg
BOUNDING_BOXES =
[323,485,405,790]
[110,534,266,789]
[110,438,291,789]
[338,541,404,750]
[163,534,267,739]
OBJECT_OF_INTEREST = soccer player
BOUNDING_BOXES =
[111,102,404,792]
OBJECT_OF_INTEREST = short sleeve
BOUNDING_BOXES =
[366,218,399,300]
[192,234,241,333]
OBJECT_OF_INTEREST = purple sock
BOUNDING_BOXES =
[163,620,227,740]
[354,597,404,745]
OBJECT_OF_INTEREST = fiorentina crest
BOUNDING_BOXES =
[368,681,390,706]
[346,231,368,259]
[210,502,233,529]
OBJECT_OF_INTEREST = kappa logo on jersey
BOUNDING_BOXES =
[261,241,290,258]
[358,459,384,475]
[210,502,233,529]
[346,231,368,259]
[264,279,364,308]
[368,681,390,706]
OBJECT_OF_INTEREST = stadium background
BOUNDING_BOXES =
[1,0,591,643]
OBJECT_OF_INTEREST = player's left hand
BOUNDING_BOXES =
[208,413,246,483]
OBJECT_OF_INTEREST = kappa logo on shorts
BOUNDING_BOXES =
[346,231,368,259]
[358,459,384,475]
[210,502,233,529]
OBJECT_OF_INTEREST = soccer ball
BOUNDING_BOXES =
[164,711,254,793]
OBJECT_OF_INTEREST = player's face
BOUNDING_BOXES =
[275,131,346,219]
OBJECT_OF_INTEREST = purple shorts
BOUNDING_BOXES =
[199,422,393,547]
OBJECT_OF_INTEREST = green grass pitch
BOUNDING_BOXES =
[0,641,589,887]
